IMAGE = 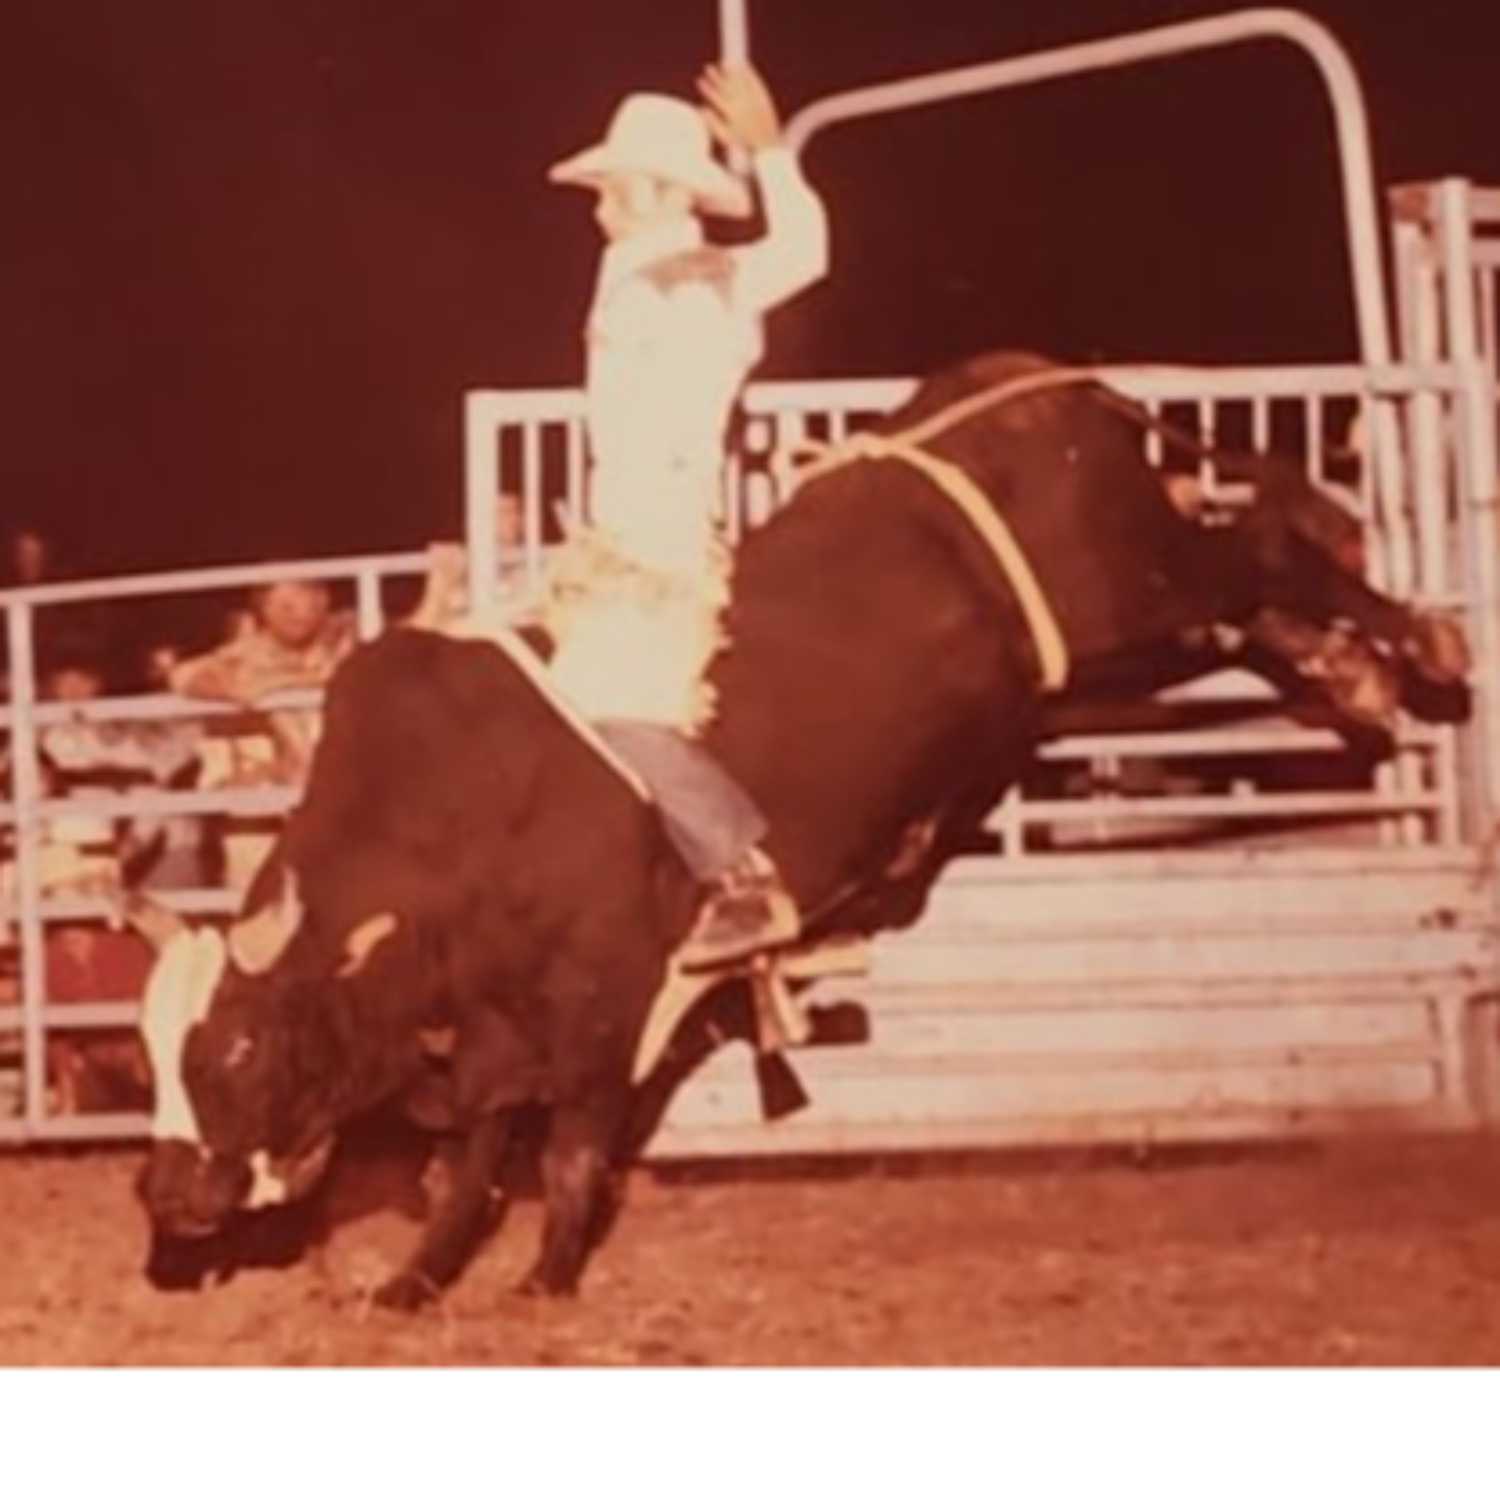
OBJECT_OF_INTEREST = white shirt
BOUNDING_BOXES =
[583,147,829,571]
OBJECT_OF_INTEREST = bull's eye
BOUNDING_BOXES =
[224,1035,255,1071]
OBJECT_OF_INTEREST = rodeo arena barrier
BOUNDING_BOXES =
[3,7,1500,1157]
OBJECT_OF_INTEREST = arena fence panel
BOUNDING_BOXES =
[4,354,1499,1153]
[459,356,1500,1157]
[1392,178,1500,472]
[0,551,428,1143]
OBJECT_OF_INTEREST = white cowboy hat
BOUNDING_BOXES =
[549,93,752,218]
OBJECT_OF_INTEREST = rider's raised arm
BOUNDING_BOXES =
[734,148,830,315]
[698,61,830,316]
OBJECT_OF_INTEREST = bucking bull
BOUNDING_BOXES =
[129,352,1470,1307]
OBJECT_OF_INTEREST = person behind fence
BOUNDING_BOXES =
[547,60,829,966]
[408,493,546,632]
[36,639,208,893]
[44,921,154,1116]
[169,576,356,783]
[2,523,51,588]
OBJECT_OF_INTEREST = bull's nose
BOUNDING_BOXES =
[157,1211,223,1241]
[145,1234,220,1292]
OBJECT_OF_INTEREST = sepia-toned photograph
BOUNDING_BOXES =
[3,0,1500,1399]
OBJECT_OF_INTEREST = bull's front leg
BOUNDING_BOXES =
[374,1110,510,1311]
[517,1091,628,1298]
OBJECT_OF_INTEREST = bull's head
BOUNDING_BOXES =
[131,868,402,1289]
[1230,458,1472,733]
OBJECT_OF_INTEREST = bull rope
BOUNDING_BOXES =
[784,361,1245,693]
[444,609,653,803]
[792,428,1071,690]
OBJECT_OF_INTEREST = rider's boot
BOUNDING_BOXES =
[679,847,800,972]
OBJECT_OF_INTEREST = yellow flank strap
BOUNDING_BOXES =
[792,431,1070,692]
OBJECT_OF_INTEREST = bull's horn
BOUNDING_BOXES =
[111,890,188,952]
[337,911,399,978]
[140,927,228,1145]
[228,867,305,975]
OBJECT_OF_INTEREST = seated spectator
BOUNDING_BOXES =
[34,642,208,895]
[407,493,549,632]
[43,922,154,1116]
[141,640,183,692]
[169,577,355,892]
[171,578,355,703]
[2,524,52,589]
[170,577,355,779]
[34,649,119,896]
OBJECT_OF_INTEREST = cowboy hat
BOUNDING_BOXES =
[549,93,752,218]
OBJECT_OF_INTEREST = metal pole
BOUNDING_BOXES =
[717,0,751,177]
[464,391,501,616]
[5,601,47,1134]
[718,0,749,63]
[1437,179,1482,366]
[1435,179,1500,843]
[355,564,383,641]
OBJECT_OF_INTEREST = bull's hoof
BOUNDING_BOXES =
[146,1266,209,1294]
[145,1237,220,1293]
[1406,612,1471,684]
[373,1270,441,1312]
[513,1267,578,1299]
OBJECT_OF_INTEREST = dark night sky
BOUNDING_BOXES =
[6,0,1500,578]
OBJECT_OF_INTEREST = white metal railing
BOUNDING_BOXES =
[464,359,1488,846]
[1389,180,1500,832]
[1392,179,1500,395]
[1,549,429,1141]
[8,359,1493,1143]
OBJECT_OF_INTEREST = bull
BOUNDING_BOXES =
[132,352,1468,1306]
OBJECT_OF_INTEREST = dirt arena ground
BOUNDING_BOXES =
[2,1130,1499,1366]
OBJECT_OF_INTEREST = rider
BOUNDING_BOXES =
[548,61,829,966]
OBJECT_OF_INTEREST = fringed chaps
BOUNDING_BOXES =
[543,524,731,735]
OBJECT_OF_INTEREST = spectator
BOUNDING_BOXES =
[35,650,118,896]
[171,578,354,706]
[35,643,208,894]
[221,604,258,645]
[170,576,356,892]
[43,922,154,1116]
[2,524,51,589]
[407,493,549,632]
[141,640,183,692]
[44,656,105,705]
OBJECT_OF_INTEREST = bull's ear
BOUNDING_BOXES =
[228,866,305,975]
[337,912,399,978]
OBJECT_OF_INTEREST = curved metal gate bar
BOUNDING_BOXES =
[775,7,1408,535]
[781,8,1390,367]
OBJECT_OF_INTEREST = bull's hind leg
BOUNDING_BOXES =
[517,1093,625,1298]
[374,1110,510,1311]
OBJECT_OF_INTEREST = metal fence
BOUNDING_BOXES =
[1,550,428,1141]
[4,349,1498,1147]
[1392,179,1500,445]
[468,359,1496,845]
